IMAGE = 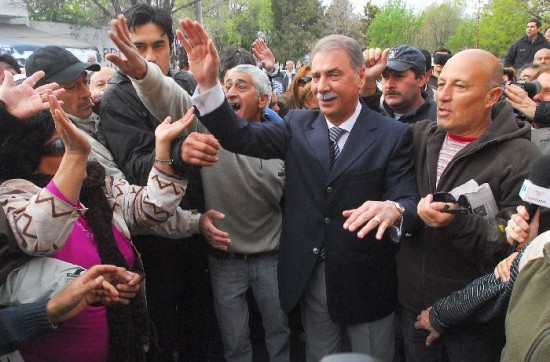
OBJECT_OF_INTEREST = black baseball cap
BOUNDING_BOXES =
[26,46,100,86]
[387,45,426,73]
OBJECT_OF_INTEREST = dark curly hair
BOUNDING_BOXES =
[0,111,155,360]
[0,110,54,182]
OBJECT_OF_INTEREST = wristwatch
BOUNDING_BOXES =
[391,201,405,215]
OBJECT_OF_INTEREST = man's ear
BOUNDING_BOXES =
[259,93,270,109]
[418,72,429,88]
[485,86,503,107]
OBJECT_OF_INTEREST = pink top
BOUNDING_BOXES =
[20,181,135,362]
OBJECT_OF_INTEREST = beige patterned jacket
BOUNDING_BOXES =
[0,167,187,256]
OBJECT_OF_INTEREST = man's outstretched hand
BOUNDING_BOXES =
[177,18,220,91]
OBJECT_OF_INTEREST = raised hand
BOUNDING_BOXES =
[360,48,390,97]
[106,15,148,80]
[505,84,537,120]
[0,70,64,119]
[363,47,390,80]
[177,18,220,90]
[155,108,196,145]
[252,38,276,73]
[49,94,91,157]
[49,94,91,203]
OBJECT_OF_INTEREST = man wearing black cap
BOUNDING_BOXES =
[361,44,436,124]
[25,46,125,179]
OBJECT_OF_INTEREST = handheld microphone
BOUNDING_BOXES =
[519,154,550,222]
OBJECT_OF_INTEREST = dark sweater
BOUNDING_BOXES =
[0,300,54,354]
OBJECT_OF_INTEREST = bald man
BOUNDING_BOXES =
[397,49,540,361]
[89,67,116,94]
[534,48,550,66]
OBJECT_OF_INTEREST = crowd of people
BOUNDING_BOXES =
[0,5,549,362]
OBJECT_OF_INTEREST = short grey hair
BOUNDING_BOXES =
[228,64,272,114]
[310,34,364,72]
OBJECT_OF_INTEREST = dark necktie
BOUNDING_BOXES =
[329,127,346,170]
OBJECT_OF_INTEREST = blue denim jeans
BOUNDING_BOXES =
[400,307,505,362]
[208,252,290,362]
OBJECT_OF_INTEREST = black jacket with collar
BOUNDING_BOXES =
[504,32,550,70]
[361,89,437,124]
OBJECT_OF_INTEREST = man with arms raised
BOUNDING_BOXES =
[174,19,419,362]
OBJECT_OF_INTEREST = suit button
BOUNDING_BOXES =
[313,248,320,255]
[326,187,333,193]
[324,217,330,224]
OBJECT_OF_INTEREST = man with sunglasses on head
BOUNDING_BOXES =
[361,45,436,125]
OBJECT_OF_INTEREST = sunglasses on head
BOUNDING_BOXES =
[41,138,65,156]
[298,76,312,85]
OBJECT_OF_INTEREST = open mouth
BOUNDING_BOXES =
[230,102,241,111]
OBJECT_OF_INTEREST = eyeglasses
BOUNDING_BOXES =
[41,138,65,156]
[298,76,312,85]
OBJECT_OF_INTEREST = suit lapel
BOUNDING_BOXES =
[328,107,377,185]
[305,113,331,176]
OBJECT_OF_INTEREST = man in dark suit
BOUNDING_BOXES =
[178,19,420,361]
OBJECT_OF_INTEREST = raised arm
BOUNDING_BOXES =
[178,18,220,92]
[0,71,64,120]
[104,110,195,231]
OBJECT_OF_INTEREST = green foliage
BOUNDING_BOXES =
[27,0,95,24]
[24,0,549,61]
[322,0,363,43]
[477,0,531,56]
[270,0,325,62]
[365,0,420,48]
[445,17,477,51]
[416,1,465,52]
[175,0,273,52]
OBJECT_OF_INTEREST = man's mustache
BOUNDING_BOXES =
[384,90,401,96]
